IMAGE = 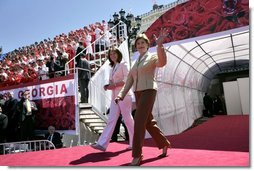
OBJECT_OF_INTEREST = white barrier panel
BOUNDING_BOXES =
[237,77,249,115]
[223,81,242,115]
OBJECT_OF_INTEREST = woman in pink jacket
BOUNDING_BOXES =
[91,47,134,151]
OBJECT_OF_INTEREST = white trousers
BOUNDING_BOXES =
[97,95,134,149]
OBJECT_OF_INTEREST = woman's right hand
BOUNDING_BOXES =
[153,27,168,46]
[114,96,122,104]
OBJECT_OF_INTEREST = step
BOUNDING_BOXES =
[80,110,96,115]
[96,130,103,134]
[80,114,100,119]
[92,126,105,130]
[89,123,106,127]
[79,103,92,109]
[81,118,105,123]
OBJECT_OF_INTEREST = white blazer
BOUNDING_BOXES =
[109,62,132,99]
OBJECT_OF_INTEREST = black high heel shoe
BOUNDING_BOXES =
[129,154,143,166]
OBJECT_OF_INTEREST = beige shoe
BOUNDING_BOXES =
[158,143,172,158]
[91,144,106,152]
[126,146,132,150]
[129,155,143,166]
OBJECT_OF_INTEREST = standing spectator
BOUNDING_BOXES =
[45,125,63,149]
[115,31,171,166]
[0,106,8,143]
[17,90,38,141]
[94,25,103,52]
[0,94,6,110]
[203,93,214,117]
[78,55,91,103]
[75,42,86,67]
[214,95,223,114]
[4,92,19,142]
[94,24,102,41]
[84,30,93,59]
[104,29,112,49]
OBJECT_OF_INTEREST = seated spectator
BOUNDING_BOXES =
[45,125,63,149]
[46,56,63,78]
[37,59,49,80]
[0,106,8,143]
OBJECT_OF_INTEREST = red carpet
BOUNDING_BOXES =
[0,115,249,166]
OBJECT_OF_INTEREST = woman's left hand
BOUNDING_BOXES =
[103,85,109,90]
[154,28,168,46]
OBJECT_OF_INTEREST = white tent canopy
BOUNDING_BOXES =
[147,26,249,136]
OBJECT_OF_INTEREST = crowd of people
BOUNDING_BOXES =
[0,20,113,88]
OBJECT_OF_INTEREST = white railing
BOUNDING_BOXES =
[0,140,56,155]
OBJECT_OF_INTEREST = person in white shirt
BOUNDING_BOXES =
[94,25,103,52]
[84,30,93,55]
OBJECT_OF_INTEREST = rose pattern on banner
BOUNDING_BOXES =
[146,0,249,47]
[34,96,75,130]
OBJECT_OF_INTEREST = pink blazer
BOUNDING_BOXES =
[109,62,132,99]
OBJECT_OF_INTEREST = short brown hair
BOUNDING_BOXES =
[134,33,150,48]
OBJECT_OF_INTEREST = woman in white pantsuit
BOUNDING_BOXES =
[91,47,134,151]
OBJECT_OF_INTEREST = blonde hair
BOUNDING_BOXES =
[134,33,150,49]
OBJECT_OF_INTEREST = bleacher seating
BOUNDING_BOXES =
[0,20,124,88]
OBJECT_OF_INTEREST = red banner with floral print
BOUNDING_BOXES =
[146,0,249,47]
[34,96,75,130]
